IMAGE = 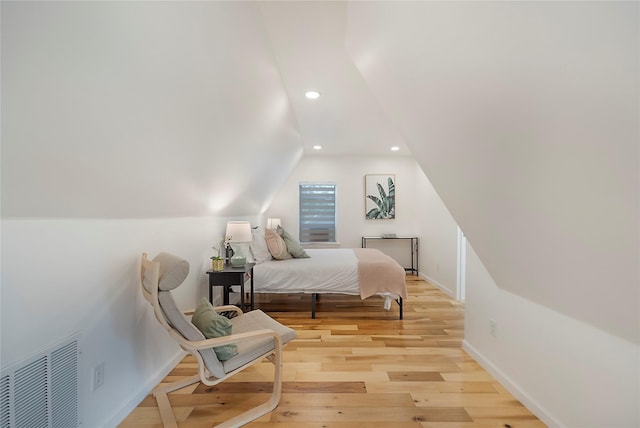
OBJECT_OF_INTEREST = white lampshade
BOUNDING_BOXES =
[266,218,281,230]
[225,221,252,243]
[225,221,252,267]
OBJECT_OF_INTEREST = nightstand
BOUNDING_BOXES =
[206,263,255,311]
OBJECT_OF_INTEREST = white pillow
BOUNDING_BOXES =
[250,226,272,264]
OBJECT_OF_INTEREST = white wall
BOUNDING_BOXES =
[0,216,239,427]
[464,244,639,428]
[265,154,460,296]
[412,166,459,297]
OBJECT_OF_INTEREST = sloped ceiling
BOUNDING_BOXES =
[1,2,303,218]
[345,1,639,343]
[2,1,638,342]
[1,1,410,220]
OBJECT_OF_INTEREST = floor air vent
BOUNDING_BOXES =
[1,335,79,428]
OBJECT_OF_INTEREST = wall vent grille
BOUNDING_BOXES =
[1,374,11,427]
[0,335,79,428]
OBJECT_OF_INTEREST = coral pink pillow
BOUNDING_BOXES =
[265,229,292,260]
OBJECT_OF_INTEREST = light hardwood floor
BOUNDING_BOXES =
[120,275,545,427]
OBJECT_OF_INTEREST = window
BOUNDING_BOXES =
[299,183,336,243]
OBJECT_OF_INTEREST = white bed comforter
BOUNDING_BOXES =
[253,249,360,295]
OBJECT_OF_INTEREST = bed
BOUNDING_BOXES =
[251,247,408,319]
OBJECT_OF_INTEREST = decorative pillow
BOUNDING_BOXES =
[250,226,272,264]
[277,226,309,258]
[191,298,238,361]
[265,229,292,260]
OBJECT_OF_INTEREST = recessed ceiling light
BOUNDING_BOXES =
[390,146,400,151]
[305,91,320,99]
[313,145,322,150]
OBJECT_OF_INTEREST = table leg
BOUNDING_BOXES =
[239,276,245,311]
[250,272,254,311]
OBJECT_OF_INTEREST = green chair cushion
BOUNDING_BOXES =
[191,298,238,361]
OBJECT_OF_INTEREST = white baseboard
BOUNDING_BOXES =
[462,340,565,428]
[103,349,186,428]
[420,273,455,299]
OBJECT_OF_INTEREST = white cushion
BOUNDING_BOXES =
[153,252,190,291]
[222,310,296,373]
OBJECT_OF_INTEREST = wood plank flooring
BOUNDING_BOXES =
[120,276,545,427]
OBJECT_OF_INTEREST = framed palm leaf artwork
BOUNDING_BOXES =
[364,174,396,219]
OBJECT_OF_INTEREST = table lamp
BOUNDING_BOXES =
[225,221,252,267]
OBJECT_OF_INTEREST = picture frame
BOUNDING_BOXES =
[364,174,396,219]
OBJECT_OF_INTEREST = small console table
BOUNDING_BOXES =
[361,236,419,275]
[206,263,255,311]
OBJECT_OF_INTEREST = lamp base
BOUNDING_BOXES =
[230,255,246,267]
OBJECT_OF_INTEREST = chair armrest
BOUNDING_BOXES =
[178,328,282,350]
[214,305,243,316]
[182,305,243,317]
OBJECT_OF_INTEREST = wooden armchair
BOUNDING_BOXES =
[140,252,296,427]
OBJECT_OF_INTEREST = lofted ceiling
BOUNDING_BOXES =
[2,1,638,345]
[259,1,410,157]
[1,1,409,220]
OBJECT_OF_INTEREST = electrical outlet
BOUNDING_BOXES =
[92,362,105,391]
[489,319,497,338]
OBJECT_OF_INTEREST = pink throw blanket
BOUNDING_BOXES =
[352,248,408,300]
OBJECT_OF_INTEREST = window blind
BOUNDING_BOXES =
[299,183,336,243]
